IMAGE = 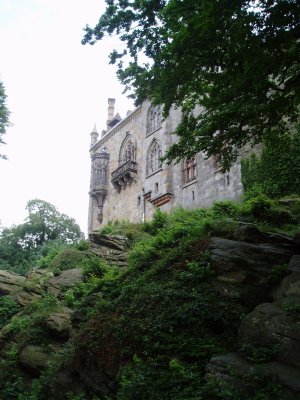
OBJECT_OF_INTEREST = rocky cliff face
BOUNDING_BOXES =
[0,229,299,399]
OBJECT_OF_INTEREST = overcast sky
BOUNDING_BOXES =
[0,0,134,235]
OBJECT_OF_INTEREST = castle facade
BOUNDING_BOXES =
[88,98,244,232]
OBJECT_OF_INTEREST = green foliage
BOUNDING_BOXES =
[0,199,84,275]
[239,344,280,364]
[49,248,88,271]
[75,239,90,251]
[100,219,151,247]
[241,127,300,198]
[70,208,248,399]
[0,345,24,399]
[143,208,169,235]
[0,296,21,329]
[83,1,299,170]
[282,301,300,314]
[239,194,294,227]
[36,241,68,269]
[0,79,10,160]
[212,200,239,218]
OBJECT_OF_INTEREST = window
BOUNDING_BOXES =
[213,154,222,172]
[183,157,197,184]
[147,104,162,135]
[119,134,136,165]
[147,139,162,176]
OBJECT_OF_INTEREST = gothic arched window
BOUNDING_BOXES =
[119,135,136,165]
[147,104,162,135]
[147,139,162,176]
[183,157,197,184]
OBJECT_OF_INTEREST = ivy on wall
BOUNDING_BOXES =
[241,125,300,198]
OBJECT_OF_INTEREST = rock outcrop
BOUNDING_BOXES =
[206,253,300,398]
[89,233,128,267]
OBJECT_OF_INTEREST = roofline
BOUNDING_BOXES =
[90,105,142,152]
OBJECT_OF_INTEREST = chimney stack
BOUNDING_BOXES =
[107,98,115,130]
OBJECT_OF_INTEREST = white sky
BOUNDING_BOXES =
[0,0,134,236]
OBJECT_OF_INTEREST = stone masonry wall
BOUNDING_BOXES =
[88,100,244,232]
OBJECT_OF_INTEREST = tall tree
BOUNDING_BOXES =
[83,0,300,169]
[0,80,10,160]
[0,199,84,273]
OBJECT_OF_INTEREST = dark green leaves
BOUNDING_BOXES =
[83,0,300,169]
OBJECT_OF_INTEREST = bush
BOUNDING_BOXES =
[0,297,21,329]
[143,209,169,235]
[240,194,294,226]
[100,220,150,247]
[212,200,239,218]
[49,248,88,271]
[241,126,300,198]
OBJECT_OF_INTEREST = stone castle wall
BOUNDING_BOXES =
[88,99,244,232]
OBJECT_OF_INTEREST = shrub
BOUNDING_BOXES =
[100,220,150,247]
[75,240,90,251]
[143,209,169,234]
[0,297,21,329]
[212,200,239,218]
[240,194,293,226]
[49,248,88,271]
[241,126,300,198]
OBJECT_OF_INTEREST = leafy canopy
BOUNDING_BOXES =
[83,0,300,169]
[0,80,10,160]
[0,199,84,274]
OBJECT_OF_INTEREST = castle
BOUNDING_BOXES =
[88,98,244,232]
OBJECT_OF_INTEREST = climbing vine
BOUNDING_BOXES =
[241,125,300,198]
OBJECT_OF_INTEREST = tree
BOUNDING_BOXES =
[0,199,84,274]
[23,199,84,247]
[0,80,10,160]
[83,0,300,169]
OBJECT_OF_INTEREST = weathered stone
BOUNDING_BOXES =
[289,255,300,273]
[12,290,41,306]
[19,345,56,376]
[206,352,300,395]
[90,238,128,267]
[273,272,300,305]
[232,222,295,246]
[210,237,294,274]
[46,307,73,338]
[46,269,84,297]
[238,302,300,368]
[294,234,300,249]
[89,233,128,251]
[0,270,26,295]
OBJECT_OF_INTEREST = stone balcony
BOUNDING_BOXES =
[111,160,137,191]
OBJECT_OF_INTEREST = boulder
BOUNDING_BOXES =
[232,223,295,246]
[210,237,295,275]
[206,352,300,395]
[0,270,26,295]
[238,302,300,368]
[12,290,41,306]
[46,269,84,297]
[46,307,73,338]
[288,255,300,273]
[19,345,57,376]
[89,234,128,251]
[274,272,300,301]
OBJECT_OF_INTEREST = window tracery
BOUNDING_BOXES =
[147,139,162,176]
[147,104,162,135]
[119,135,136,165]
[183,157,197,184]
